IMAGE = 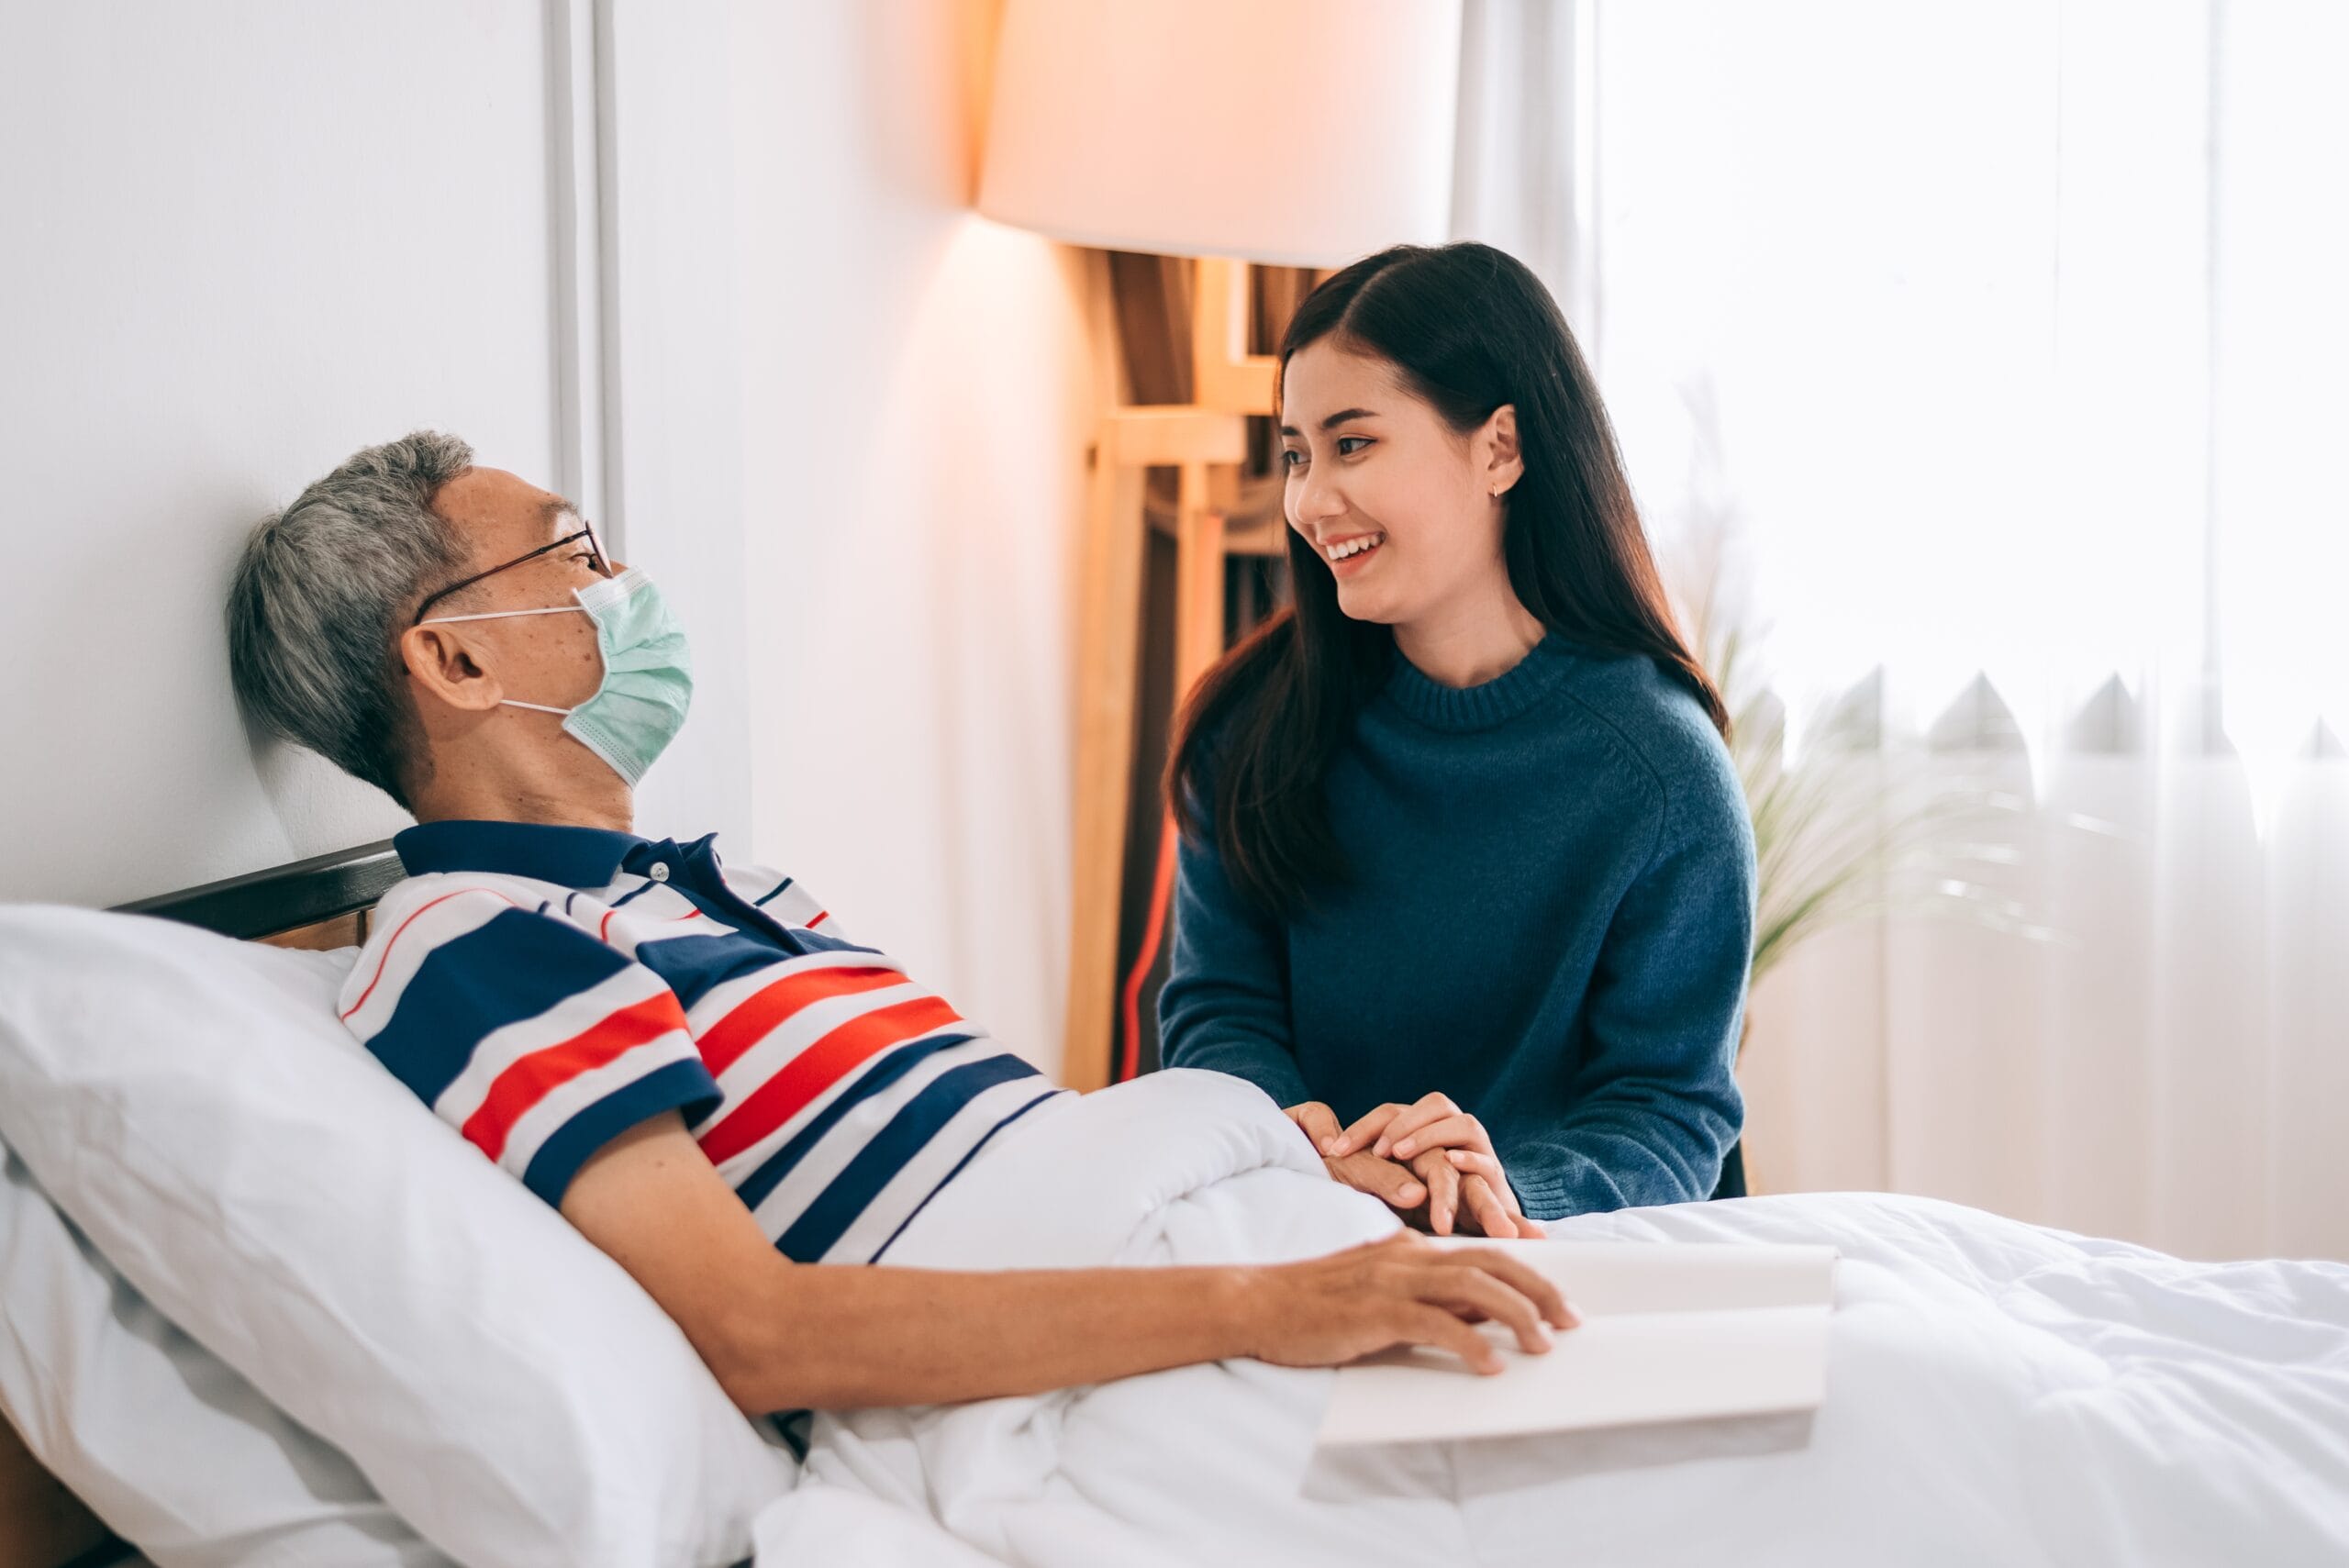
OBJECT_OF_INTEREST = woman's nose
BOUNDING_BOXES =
[1293,469,1345,524]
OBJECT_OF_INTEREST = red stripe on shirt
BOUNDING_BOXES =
[342,889,518,1022]
[460,992,690,1163]
[696,964,905,1077]
[696,994,963,1166]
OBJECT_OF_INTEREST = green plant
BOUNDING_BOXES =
[1661,377,2045,1055]
[1678,555,2042,1029]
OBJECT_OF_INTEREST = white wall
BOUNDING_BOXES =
[0,0,753,906]
[0,0,1087,1082]
[729,0,1094,1079]
[599,0,756,851]
[0,3,563,905]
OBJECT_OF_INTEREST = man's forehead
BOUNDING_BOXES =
[535,495,584,537]
[433,466,581,549]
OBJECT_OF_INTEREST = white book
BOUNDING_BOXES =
[1316,1238,1839,1447]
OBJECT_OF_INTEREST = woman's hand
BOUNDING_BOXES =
[1286,1099,1536,1238]
[1328,1095,1543,1240]
[1241,1230,1577,1374]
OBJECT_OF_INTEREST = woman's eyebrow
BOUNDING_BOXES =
[1277,407,1382,437]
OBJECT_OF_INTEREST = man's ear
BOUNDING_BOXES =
[1483,404,1525,498]
[398,624,505,714]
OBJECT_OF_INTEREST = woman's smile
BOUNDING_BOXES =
[1324,530,1387,575]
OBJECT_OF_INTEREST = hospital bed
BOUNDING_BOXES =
[4,840,2346,1567]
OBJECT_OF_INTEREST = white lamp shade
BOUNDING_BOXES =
[978,0,1463,268]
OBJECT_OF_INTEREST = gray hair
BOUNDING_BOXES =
[226,430,474,808]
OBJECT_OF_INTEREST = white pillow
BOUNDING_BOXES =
[0,1136,453,1566]
[0,906,794,1568]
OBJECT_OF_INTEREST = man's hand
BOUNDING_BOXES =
[1328,1094,1542,1240]
[562,1108,1576,1413]
[1241,1230,1578,1375]
[1287,1100,1428,1214]
[1401,1145,1538,1240]
[1284,1099,1346,1151]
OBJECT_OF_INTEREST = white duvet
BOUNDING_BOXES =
[750,1070,2349,1567]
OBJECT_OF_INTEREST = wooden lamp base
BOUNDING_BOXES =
[1062,258,1279,1091]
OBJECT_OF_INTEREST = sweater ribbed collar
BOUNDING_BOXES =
[1380,632,1579,732]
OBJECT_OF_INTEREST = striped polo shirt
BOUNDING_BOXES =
[338,819,1064,1263]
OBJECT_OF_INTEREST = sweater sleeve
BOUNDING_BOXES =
[1503,755,1756,1219]
[1156,821,1312,1111]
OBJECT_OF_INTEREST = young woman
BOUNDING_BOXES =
[1158,242,1755,1240]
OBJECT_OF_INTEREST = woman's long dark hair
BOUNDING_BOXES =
[1167,242,1729,919]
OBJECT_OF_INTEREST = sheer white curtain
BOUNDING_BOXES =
[1456,0,2349,1261]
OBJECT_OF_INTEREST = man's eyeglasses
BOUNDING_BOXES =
[411,526,612,626]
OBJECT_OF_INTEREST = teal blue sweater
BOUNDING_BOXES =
[1159,634,1755,1219]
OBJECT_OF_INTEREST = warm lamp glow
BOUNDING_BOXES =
[978,0,1463,268]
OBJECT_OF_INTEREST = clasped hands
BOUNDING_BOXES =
[1286,1094,1542,1240]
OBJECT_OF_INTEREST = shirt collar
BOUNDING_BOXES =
[394,818,649,888]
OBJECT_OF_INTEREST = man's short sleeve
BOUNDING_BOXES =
[339,886,721,1207]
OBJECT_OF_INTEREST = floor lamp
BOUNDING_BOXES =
[977,0,1463,1091]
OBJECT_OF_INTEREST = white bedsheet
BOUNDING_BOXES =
[751,1070,2349,1567]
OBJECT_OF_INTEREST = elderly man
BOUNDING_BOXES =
[225,430,1571,1416]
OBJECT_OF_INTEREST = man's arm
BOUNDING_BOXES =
[562,1113,1575,1414]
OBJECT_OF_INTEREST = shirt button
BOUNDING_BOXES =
[649,862,671,883]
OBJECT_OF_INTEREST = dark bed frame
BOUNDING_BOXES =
[111,838,404,940]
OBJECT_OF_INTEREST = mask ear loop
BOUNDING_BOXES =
[418,606,590,625]
[413,606,593,716]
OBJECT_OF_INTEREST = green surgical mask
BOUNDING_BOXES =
[421,566,694,786]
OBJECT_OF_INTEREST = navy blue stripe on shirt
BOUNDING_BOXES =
[634,929,814,1011]
[867,1087,1062,1262]
[609,879,662,910]
[753,876,795,906]
[364,907,634,1106]
[519,1057,724,1207]
[730,1031,977,1212]
[634,900,883,1012]
[774,926,876,957]
[777,1053,1042,1262]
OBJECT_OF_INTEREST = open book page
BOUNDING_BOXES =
[1318,1240,1838,1447]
